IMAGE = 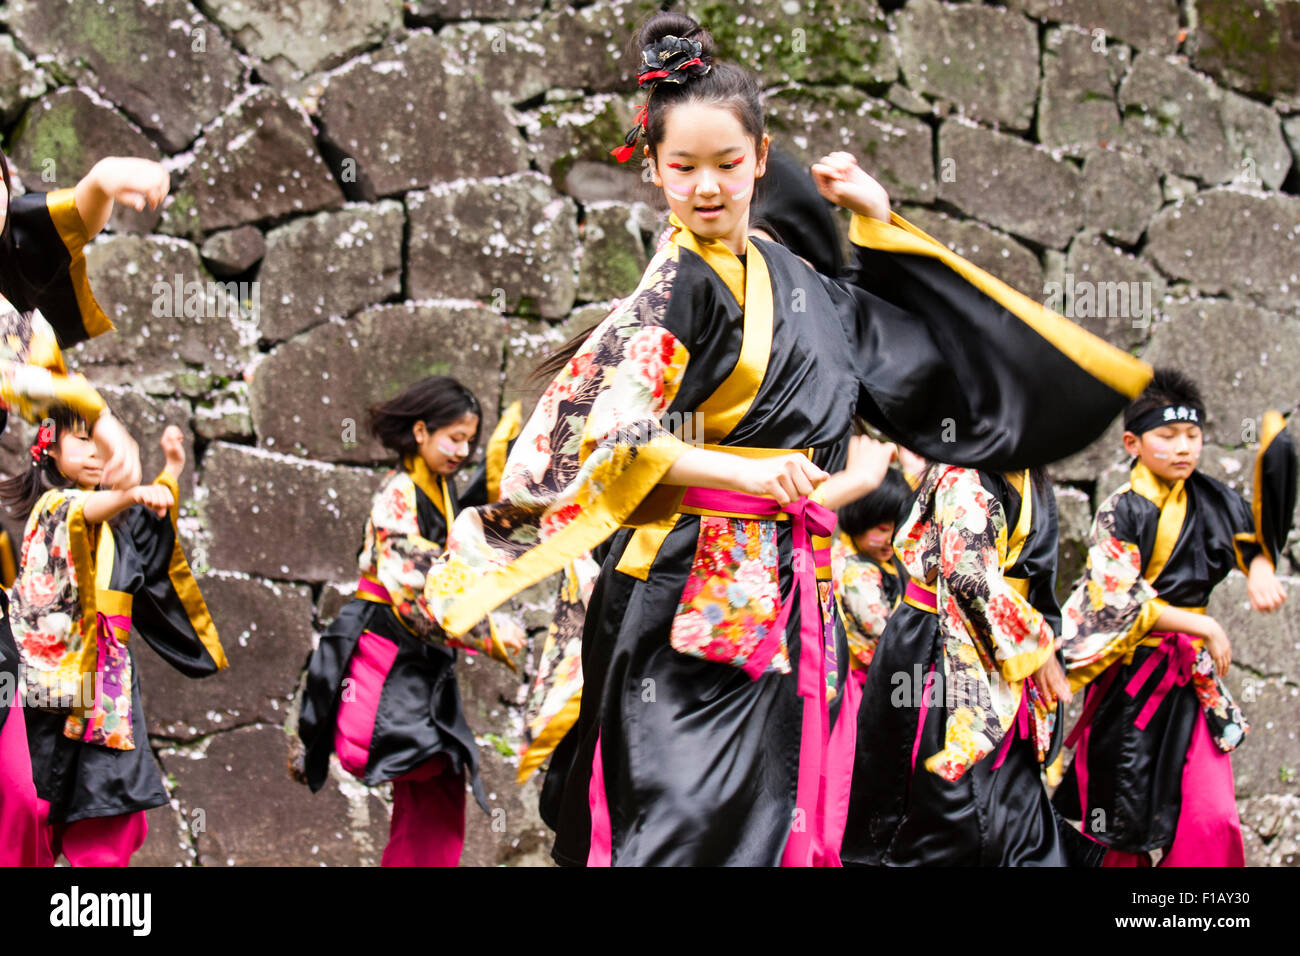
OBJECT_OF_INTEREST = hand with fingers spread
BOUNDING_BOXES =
[811,151,891,222]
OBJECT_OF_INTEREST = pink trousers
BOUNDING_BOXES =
[1101,715,1244,867]
[335,631,466,867]
[40,802,148,866]
[0,705,43,866]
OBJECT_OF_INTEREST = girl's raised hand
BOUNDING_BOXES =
[160,424,186,475]
[811,151,890,222]
[129,482,174,518]
[735,453,829,506]
[90,157,170,211]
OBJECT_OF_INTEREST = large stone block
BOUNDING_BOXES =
[1054,484,1093,602]
[1145,190,1300,313]
[1038,26,1128,154]
[1238,795,1300,867]
[937,120,1085,249]
[200,0,402,85]
[1208,572,1300,681]
[896,0,1039,131]
[159,724,390,866]
[160,89,345,239]
[73,235,255,396]
[1005,0,1179,54]
[521,94,650,204]
[135,573,316,740]
[1224,673,1300,799]
[439,21,553,108]
[258,202,405,343]
[648,0,898,88]
[1118,54,1291,190]
[0,34,47,126]
[315,31,530,199]
[201,442,377,582]
[249,300,506,463]
[1058,233,1165,351]
[766,86,934,205]
[1187,0,1300,100]
[896,206,1043,300]
[7,0,245,153]
[200,226,266,278]
[1141,298,1300,446]
[577,201,652,304]
[407,173,579,319]
[1080,148,1163,247]
[8,88,162,234]
[132,799,195,866]
[409,0,546,19]
[1047,415,1128,487]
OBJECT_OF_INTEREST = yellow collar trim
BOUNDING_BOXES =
[1129,462,1187,583]
[404,455,454,526]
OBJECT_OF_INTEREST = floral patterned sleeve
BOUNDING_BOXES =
[1058,492,1164,691]
[934,467,1055,683]
[424,248,691,646]
[367,471,449,645]
[832,541,891,668]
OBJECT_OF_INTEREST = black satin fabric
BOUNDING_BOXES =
[547,517,843,866]
[841,471,1096,866]
[24,504,222,823]
[1052,470,1262,852]
[7,192,98,348]
[296,476,488,810]
[1260,426,1297,566]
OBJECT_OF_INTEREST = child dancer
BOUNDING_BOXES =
[0,149,169,865]
[411,11,1150,866]
[1054,368,1292,866]
[832,468,913,675]
[3,413,224,865]
[295,376,525,867]
[841,465,1096,865]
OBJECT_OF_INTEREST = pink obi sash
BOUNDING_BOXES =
[679,487,837,866]
[355,576,392,604]
[1125,631,1199,730]
[903,579,937,612]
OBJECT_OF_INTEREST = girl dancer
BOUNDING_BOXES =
[4,415,224,866]
[0,151,168,865]
[413,12,1150,865]
[296,376,525,866]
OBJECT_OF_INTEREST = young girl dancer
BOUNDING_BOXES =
[4,414,224,865]
[0,150,169,865]
[296,376,525,866]
[410,12,1150,865]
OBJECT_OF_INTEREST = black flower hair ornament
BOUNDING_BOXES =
[610,34,712,162]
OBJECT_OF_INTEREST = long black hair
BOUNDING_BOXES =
[367,376,482,462]
[0,404,86,519]
[838,469,912,538]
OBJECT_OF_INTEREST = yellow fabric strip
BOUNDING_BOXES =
[486,400,523,503]
[403,455,450,526]
[66,495,99,721]
[154,469,227,671]
[1129,463,1188,584]
[1003,470,1033,571]
[1004,576,1031,598]
[516,692,583,784]
[848,212,1151,399]
[441,435,690,637]
[0,529,14,589]
[672,227,775,443]
[45,188,114,340]
[1251,410,1286,569]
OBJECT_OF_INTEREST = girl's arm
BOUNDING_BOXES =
[73,157,170,239]
[810,152,890,222]
[82,483,173,525]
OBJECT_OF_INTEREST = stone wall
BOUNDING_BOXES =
[0,0,1295,865]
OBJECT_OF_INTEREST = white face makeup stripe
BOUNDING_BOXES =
[729,181,752,201]
[666,185,692,201]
